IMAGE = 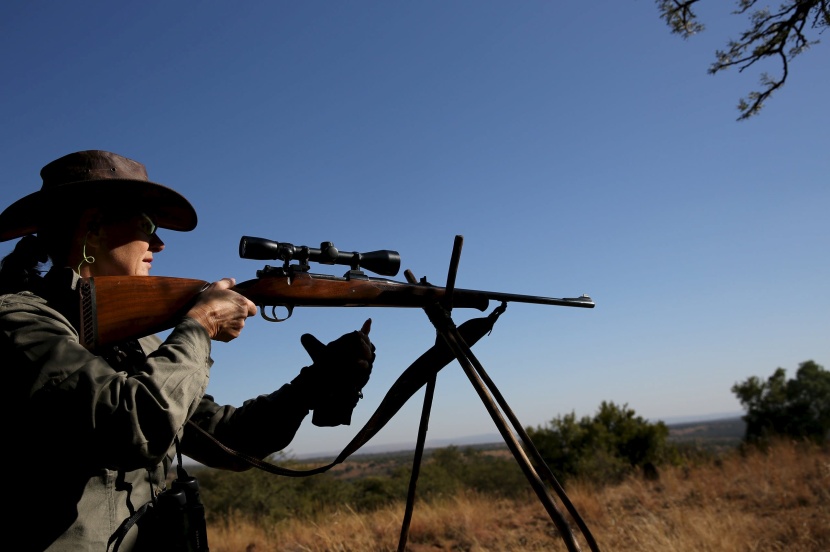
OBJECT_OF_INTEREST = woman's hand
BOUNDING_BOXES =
[186,277,257,342]
[291,318,376,426]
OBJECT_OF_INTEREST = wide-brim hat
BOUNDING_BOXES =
[0,150,198,242]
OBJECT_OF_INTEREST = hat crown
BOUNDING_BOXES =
[0,150,198,242]
[40,150,149,189]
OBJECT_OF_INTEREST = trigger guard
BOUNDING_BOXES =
[261,304,293,322]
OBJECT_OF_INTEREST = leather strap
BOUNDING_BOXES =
[186,307,504,476]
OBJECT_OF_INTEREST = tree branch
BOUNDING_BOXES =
[657,0,828,120]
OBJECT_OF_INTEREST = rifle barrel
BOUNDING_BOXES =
[239,273,594,310]
[455,289,595,309]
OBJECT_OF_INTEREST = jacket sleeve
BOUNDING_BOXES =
[2,291,212,470]
[180,383,311,471]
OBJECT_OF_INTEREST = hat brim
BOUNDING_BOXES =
[0,178,197,242]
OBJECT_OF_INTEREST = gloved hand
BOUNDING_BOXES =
[291,319,375,426]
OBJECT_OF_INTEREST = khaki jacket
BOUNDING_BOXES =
[1,268,309,551]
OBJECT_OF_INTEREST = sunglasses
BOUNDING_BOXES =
[138,213,158,238]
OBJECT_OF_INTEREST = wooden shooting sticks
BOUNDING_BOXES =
[395,235,598,552]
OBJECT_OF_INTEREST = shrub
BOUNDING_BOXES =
[525,401,676,484]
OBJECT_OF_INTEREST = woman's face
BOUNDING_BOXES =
[87,212,165,277]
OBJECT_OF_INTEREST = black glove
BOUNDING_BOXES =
[291,319,375,426]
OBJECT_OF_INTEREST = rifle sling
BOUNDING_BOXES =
[186,306,504,476]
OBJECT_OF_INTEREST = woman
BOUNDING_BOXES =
[0,150,375,551]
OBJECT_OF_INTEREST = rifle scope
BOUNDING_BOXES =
[239,236,401,277]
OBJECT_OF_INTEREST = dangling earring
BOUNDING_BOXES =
[76,231,96,274]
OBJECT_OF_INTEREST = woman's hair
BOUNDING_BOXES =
[0,209,84,294]
[0,235,50,294]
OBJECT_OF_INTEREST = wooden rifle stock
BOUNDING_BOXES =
[78,276,208,350]
[78,272,594,350]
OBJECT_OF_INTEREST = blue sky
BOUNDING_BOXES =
[2,1,827,458]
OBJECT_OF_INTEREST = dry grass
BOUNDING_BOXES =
[207,440,829,551]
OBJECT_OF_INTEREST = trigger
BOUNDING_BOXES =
[261,305,293,322]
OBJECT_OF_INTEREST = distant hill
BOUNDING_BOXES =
[666,415,745,447]
[297,415,747,462]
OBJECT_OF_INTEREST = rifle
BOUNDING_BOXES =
[77,236,594,350]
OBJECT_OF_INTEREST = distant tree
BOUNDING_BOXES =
[526,401,676,484]
[657,0,829,120]
[732,360,830,444]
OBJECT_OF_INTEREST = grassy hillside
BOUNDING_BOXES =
[204,438,829,551]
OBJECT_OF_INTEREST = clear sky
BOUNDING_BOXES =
[2,2,827,459]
